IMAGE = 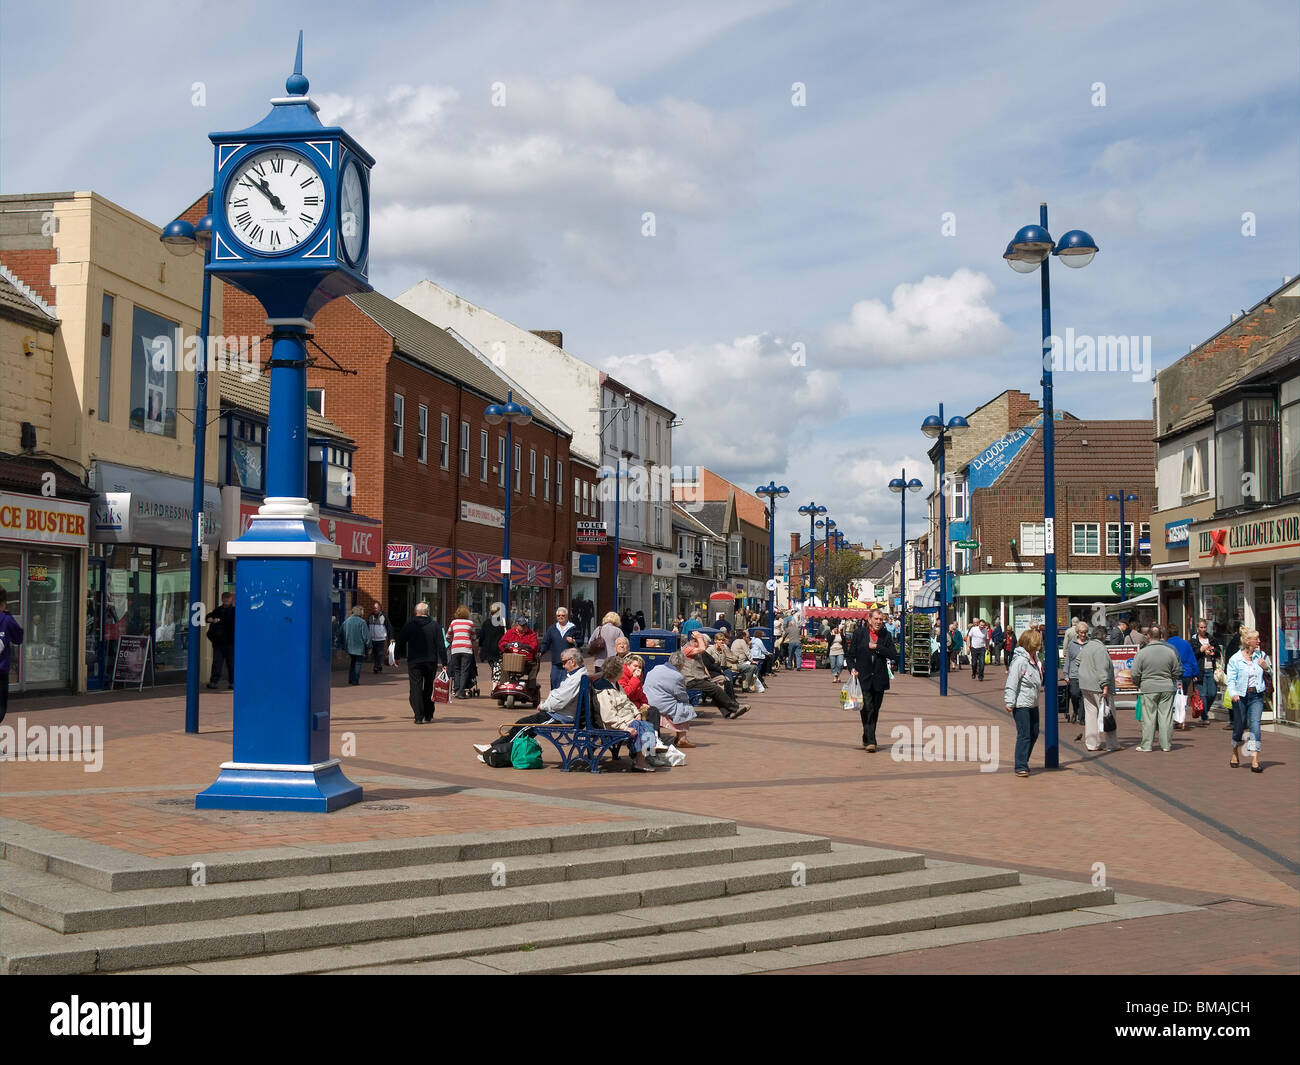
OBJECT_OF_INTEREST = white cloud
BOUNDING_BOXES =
[823,268,1009,365]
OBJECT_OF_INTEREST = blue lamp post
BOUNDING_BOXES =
[1004,205,1099,767]
[889,471,923,673]
[832,530,847,606]
[160,204,214,736]
[196,36,373,811]
[484,392,533,623]
[755,482,789,632]
[797,502,827,607]
[1106,492,1139,603]
[922,407,970,697]
[816,516,835,606]
[599,461,629,615]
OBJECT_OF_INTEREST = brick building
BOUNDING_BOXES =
[220,282,586,631]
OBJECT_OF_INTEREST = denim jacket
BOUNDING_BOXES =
[1225,649,1268,700]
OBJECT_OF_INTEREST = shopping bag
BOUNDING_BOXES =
[386,640,396,667]
[1134,694,1142,722]
[1173,690,1187,725]
[1103,694,1118,732]
[433,667,451,704]
[1222,688,1233,710]
[841,675,863,712]
[1189,688,1204,719]
[510,732,543,769]
[663,745,687,767]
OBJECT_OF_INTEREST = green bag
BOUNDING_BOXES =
[511,732,543,770]
[1134,694,1142,722]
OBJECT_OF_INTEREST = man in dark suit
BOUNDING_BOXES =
[538,607,578,691]
[850,609,896,752]
[205,592,235,690]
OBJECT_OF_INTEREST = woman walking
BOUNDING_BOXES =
[1226,629,1270,772]
[447,605,479,698]
[479,601,505,685]
[828,623,846,683]
[1004,628,1046,777]
[850,609,895,752]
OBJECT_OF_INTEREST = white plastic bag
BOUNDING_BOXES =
[1173,689,1187,724]
[663,745,686,766]
[841,675,863,712]
[386,639,396,667]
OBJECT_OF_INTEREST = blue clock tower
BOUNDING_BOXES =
[196,36,372,811]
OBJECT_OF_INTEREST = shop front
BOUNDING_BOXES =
[454,549,552,626]
[90,462,221,687]
[651,552,680,630]
[615,548,651,619]
[569,552,599,641]
[1188,504,1300,725]
[955,572,1148,639]
[0,489,90,694]
[676,575,716,617]
[386,542,452,630]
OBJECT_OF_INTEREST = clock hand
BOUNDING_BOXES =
[246,177,286,213]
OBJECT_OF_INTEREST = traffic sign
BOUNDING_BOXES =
[924,568,941,582]
[1112,575,1152,596]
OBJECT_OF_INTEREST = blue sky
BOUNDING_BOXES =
[2,0,1296,549]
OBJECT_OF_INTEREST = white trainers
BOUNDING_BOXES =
[472,743,491,754]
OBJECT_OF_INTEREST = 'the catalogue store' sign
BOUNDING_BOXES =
[1190,505,1300,569]
[0,491,90,548]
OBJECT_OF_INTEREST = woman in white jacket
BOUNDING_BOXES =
[1003,628,1045,777]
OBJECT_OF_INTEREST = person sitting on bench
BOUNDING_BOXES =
[643,650,698,727]
[594,658,660,772]
[473,648,585,756]
[682,631,749,719]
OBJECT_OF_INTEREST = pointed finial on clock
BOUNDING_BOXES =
[286,31,309,95]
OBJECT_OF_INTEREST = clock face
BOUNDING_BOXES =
[339,158,366,265]
[223,148,326,255]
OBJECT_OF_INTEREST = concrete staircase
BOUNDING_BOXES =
[0,817,1121,974]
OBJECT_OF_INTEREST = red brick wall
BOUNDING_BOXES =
[0,249,57,304]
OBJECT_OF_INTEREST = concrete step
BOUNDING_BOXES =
[0,816,738,893]
[1,827,835,934]
[122,860,1020,974]
[0,843,925,974]
[359,878,1117,974]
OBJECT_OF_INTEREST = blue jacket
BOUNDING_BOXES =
[1225,649,1268,699]
[538,622,576,666]
[0,610,23,673]
[642,664,697,724]
[1166,636,1199,681]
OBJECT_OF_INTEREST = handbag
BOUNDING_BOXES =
[1189,688,1204,718]
[587,633,606,656]
[511,732,543,769]
[433,667,451,703]
[1103,694,1118,732]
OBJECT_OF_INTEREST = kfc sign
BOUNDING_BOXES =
[237,503,381,565]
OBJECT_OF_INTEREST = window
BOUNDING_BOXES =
[1139,522,1150,553]
[1282,375,1300,498]
[514,443,521,492]
[529,449,536,495]
[581,480,589,516]
[1106,522,1134,556]
[222,417,265,492]
[460,420,470,476]
[393,394,405,456]
[439,412,450,470]
[97,294,113,422]
[950,477,967,520]
[129,306,179,437]
[1216,396,1278,508]
[556,461,563,506]
[729,535,742,571]
[308,443,353,510]
[498,436,506,487]
[1072,522,1099,555]
[1018,522,1045,557]
[306,388,324,416]
[417,403,428,463]
[543,455,551,501]
[1180,439,1209,498]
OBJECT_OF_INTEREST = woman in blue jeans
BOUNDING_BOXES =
[1003,628,1045,777]
[1225,629,1270,773]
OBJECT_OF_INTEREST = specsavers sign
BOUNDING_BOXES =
[0,491,90,548]
[1189,504,1300,569]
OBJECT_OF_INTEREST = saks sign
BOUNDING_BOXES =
[1191,506,1300,568]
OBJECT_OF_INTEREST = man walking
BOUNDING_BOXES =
[394,602,447,724]
[851,609,896,752]
[1129,624,1183,753]
[341,605,370,685]
[785,610,802,671]
[204,592,235,690]
[368,602,390,673]
[967,618,987,680]
[989,620,1004,667]
[539,607,578,691]
[0,587,23,724]
[1063,620,1089,725]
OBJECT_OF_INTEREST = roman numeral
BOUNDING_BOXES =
[299,213,314,224]
[303,195,321,206]
[269,231,281,247]
[270,156,284,173]
[252,162,265,176]
[249,224,263,242]
[289,227,300,241]
[290,162,299,176]
[300,178,315,188]
[235,211,252,227]
[232,197,248,207]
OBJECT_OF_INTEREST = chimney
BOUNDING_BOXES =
[530,330,563,349]
[790,532,801,558]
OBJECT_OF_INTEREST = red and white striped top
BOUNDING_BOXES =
[448,618,475,655]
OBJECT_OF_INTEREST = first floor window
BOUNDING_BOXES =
[556,460,563,506]
[394,394,405,456]
[1071,522,1099,555]
[416,403,427,463]
[1106,522,1134,556]
[460,420,470,476]
[543,455,551,500]
[130,306,179,437]
[498,436,506,487]
[529,449,536,495]
[440,412,450,470]
[480,429,489,481]
[514,443,521,492]
[1019,522,1045,557]
[1180,438,1209,498]
[307,388,324,415]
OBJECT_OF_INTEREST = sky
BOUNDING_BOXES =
[2,0,1296,553]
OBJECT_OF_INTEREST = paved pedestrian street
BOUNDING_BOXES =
[3,662,1294,975]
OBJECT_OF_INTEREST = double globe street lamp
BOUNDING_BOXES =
[160,203,214,736]
[1004,205,1099,767]
[921,407,969,697]
[888,471,923,673]
[1106,492,1140,603]
[816,516,835,606]
[483,391,533,624]
[756,481,789,633]
[797,502,827,607]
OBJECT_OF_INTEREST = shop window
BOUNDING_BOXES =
[129,306,178,437]
[222,417,265,492]
[1072,522,1099,556]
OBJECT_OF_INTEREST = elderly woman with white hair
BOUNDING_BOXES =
[642,650,698,726]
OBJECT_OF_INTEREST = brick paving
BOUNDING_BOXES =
[3,657,1296,972]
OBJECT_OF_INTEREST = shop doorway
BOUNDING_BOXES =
[87,556,107,690]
